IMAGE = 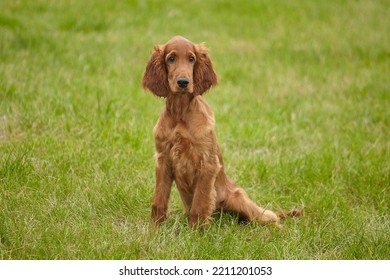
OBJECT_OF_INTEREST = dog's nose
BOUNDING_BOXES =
[177,77,189,89]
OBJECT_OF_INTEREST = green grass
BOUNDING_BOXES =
[0,0,389,259]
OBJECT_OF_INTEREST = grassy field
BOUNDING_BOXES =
[0,0,389,259]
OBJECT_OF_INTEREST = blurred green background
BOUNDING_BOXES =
[0,0,389,259]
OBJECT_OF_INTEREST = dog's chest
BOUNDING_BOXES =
[169,120,202,168]
[154,120,200,188]
[154,98,215,183]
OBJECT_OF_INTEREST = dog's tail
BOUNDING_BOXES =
[276,207,304,219]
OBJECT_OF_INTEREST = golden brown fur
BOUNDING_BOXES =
[142,36,302,228]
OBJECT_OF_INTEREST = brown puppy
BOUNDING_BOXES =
[142,36,302,228]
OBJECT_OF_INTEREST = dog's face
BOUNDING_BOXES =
[164,37,196,94]
[142,36,218,97]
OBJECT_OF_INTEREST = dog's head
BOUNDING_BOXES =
[142,36,218,97]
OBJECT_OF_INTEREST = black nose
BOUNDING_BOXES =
[177,77,189,89]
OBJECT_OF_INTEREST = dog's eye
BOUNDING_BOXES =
[168,56,175,64]
[189,55,195,63]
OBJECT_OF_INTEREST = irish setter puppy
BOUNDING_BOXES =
[142,36,302,228]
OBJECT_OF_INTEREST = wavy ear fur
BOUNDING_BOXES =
[193,43,218,96]
[142,45,169,97]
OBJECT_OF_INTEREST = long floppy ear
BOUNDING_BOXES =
[142,45,169,97]
[193,43,218,96]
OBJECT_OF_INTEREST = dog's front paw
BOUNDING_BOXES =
[150,205,167,227]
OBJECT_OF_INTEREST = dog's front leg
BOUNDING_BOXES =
[189,156,220,229]
[150,155,173,227]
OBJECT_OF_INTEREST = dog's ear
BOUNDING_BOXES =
[142,45,169,97]
[193,43,218,96]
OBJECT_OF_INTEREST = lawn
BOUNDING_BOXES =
[0,0,389,259]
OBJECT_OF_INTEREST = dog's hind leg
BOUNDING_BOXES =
[220,182,280,225]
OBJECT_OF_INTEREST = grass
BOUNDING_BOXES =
[0,0,389,259]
